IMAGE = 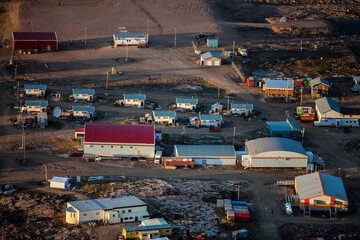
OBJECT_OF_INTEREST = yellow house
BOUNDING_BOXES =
[123,218,172,239]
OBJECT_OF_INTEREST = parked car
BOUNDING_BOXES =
[209,127,221,132]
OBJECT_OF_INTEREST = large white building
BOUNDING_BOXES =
[72,89,95,102]
[174,145,236,166]
[199,114,223,128]
[314,97,360,127]
[153,111,177,125]
[241,137,309,169]
[83,124,155,158]
[66,196,149,225]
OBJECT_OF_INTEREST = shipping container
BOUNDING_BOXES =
[232,229,248,239]
[231,201,247,206]
[164,160,194,168]
[234,214,250,222]
[207,38,219,48]
[247,78,255,87]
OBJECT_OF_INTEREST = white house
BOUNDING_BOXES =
[24,84,46,97]
[66,196,149,225]
[83,124,155,158]
[49,176,70,189]
[113,33,148,47]
[72,89,95,102]
[24,100,48,113]
[153,111,177,125]
[176,98,198,111]
[314,97,360,127]
[199,114,223,128]
[72,105,95,119]
[231,103,253,117]
[118,94,146,108]
[174,145,236,166]
[211,102,223,114]
[241,137,309,169]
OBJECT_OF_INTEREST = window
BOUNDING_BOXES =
[166,230,170,232]
[130,146,133,149]
[124,217,128,220]
[101,146,104,148]
[128,209,132,213]
[113,214,115,217]
[111,146,113,148]
[83,213,87,216]
[96,212,99,215]
[346,121,348,123]
[122,210,125,213]
[129,217,133,219]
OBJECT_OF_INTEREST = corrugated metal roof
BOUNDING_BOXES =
[176,98,198,105]
[13,32,57,41]
[245,137,306,156]
[84,123,155,144]
[265,80,294,89]
[69,196,146,212]
[267,119,301,132]
[309,77,330,87]
[113,33,146,39]
[231,103,253,110]
[124,224,172,232]
[175,145,236,158]
[295,172,348,201]
[50,176,69,183]
[124,94,146,101]
[24,84,46,90]
[200,114,222,121]
[287,119,302,131]
[72,105,95,112]
[25,100,48,107]
[142,218,168,226]
[153,111,176,118]
[315,97,340,114]
[73,89,95,95]
[201,51,221,60]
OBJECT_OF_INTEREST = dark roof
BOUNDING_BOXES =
[12,32,57,41]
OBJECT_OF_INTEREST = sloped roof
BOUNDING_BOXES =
[309,77,330,87]
[176,98,198,105]
[245,137,306,156]
[295,172,348,201]
[124,94,146,101]
[25,84,46,90]
[13,32,57,41]
[113,33,146,39]
[175,145,236,158]
[50,176,70,183]
[124,224,172,232]
[201,52,221,60]
[84,124,155,144]
[72,105,95,112]
[73,89,95,95]
[153,111,176,118]
[199,114,222,121]
[25,100,48,107]
[267,119,301,132]
[231,103,253,110]
[142,218,168,226]
[265,80,294,89]
[315,97,340,114]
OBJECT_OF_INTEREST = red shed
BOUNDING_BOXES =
[12,32,58,51]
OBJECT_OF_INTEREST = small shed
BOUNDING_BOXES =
[207,38,219,48]
[50,176,70,189]
[12,32,58,51]
[200,52,221,66]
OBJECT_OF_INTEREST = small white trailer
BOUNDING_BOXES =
[113,33,149,47]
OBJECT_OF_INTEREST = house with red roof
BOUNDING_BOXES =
[83,124,155,158]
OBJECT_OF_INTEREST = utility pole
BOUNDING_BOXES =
[43,165,48,183]
[22,120,26,159]
[300,40,303,52]
[147,19,149,35]
[233,41,235,52]
[125,44,129,61]
[84,26,87,47]
[227,98,230,112]
[106,71,109,90]
[300,86,303,106]
[174,26,177,48]
[233,127,236,145]
[217,84,220,100]
[17,79,19,104]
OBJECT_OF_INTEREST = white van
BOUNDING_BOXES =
[154,151,163,164]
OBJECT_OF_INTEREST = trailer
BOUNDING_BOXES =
[113,33,149,47]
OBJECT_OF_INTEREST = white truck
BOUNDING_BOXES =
[154,151,163,164]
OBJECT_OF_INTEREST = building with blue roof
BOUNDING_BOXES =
[153,111,177,125]
[24,84,46,96]
[200,51,221,66]
[123,218,172,239]
[72,89,95,102]
[176,98,198,110]
[266,118,303,141]
[72,105,95,118]
[199,114,223,127]
[231,103,253,117]
[119,94,146,108]
[25,100,48,112]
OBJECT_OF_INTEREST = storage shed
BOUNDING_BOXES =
[207,38,219,48]
[263,80,294,97]
[200,52,221,66]
[266,119,303,141]
[174,145,236,166]
[294,172,348,213]
[50,176,70,189]
[83,124,155,158]
[241,137,308,169]
[12,32,58,51]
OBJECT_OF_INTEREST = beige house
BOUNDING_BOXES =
[153,111,177,125]
[72,89,95,102]
[176,98,198,110]
[200,52,221,66]
[24,84,46,97]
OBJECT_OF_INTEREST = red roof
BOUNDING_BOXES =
[75,128,85,133]
[84,124,155,144]
[12,32,58,41]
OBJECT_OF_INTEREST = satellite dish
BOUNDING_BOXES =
[54,107,62,118]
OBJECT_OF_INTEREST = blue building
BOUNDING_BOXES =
[266,119,303,141]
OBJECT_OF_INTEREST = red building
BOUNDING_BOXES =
[12,32,58,51]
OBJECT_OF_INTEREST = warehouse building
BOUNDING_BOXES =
[153,111,177,125]
[200,52,221,66]
[24,100,48,113]
[231,103,253,117]
[294,172,348,215]
[72,105,95,119]
[176,98,198,110]
[241,137,308,169]
[263,80,294,97]
[83,124,155,158]
[314,97,360,127]
[199,114,223,128]
[113,33,148,47]
[72,89,95,102]
[310,77,330,99]
[174,145,236,166]
[24,84,46,97]
[266,119,303,141]
[12,32,58,51]
[66,196,149,225]
[123,218,172,240]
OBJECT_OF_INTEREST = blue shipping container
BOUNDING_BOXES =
[232,201,247,206]
[207,38,219,48]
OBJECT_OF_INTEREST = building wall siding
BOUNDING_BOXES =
[84,144,155,158]
[250,157,307,168]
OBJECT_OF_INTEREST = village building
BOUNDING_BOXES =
[83,124,155,158]
[294,172,348,216]
[314,97,360,127]
[122,218,172,240]
[309,77,330,99]
[199,114,223,128]
[241,137,309,169]
[231,103,253,117]
[211,102,223,114]
[266,119,303,141]
[200,52,221,66]
[113,33,148,47]
[174,145,236,166]
[153,111,177,125]
[118,94,146,108]
[72,105,95,119]
[24,100,48,113]
[37,112,48,128]
[72,89,95,102]
[12,32,58,51]
[263,80,294,97]
[66,196,149,225]
[24,84,46,97]
[176,98,198,110]
[49,176,70,189]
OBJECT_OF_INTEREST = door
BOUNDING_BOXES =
[135,216,138,221]
[89,96,93,101]
[202,159,207,166]
[336,120,340,127]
